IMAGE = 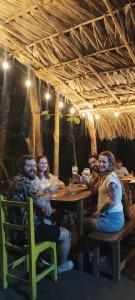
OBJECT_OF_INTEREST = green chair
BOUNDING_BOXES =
[0,194,57,300]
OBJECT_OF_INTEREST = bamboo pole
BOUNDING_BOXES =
[86,115,97,155]
[53,93,60,176]
[27,73,43,157]
[0,71,12,156]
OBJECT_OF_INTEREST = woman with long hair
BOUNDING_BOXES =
[35,155,65,193]
[84,151,125,233]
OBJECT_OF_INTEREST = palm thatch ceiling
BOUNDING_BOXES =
[0,0,135,115]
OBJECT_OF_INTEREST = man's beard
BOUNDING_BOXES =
[92,165,99,173]
[23,170,37,180]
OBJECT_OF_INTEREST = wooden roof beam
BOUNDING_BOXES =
[65,65,135,83]
[0,4,37,26]
[103,0,135,65]
[46,41,135,70]
[6,34,90,106]
[27,2,135,48]
[82,59,120,104]
[81,103,135,114]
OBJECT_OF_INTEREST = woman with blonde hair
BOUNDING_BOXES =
[84,151,125,233]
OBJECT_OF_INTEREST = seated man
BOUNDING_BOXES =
[73,154,99,210]
[8,154,74,273]
[115,160,129,178]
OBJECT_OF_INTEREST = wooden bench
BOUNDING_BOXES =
[88,204,135,282]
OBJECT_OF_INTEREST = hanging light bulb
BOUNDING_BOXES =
[95,114,100,120]
[81,112,85,118]
[86,112,94,122]
[59,101,64,108]
[2,61,10,70]
[70,107,75,114]
[45,91,51,100]
[25,79,31,87]
[114,111,120,118]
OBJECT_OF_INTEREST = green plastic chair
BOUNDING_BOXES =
[0,194,57,300]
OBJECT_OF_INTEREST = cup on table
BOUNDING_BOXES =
[69,178,74,186]
[72,165,78,175]
[82,168,90,177]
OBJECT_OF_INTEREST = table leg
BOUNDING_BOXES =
[76,200,84,271]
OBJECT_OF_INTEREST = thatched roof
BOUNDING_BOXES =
[1,0,135,139]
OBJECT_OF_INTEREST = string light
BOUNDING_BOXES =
[95,114,100,120]
[70,107,75,114]
[45,91,51,100]
[86,112,94,122]
[59,101,64,108]
[2,61,9,70]
[81,112,85,118]
[114,111,120,118]
[25,79,31,87]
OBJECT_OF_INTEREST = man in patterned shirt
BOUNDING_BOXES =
[9,154,74,273]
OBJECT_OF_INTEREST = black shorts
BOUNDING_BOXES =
[35,223,60,243]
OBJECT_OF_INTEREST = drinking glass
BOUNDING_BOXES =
[72,165,78,175]
[69,178,73,185]
[82,168,90,177]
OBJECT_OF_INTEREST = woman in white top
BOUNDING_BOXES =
[34,156,65,193]
[84,151,125,233]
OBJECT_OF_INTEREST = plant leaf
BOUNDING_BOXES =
[40,110,49,116]
[73,116,80,124]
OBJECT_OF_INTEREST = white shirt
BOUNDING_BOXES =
[115,167,129,178]
[98,171,123,213]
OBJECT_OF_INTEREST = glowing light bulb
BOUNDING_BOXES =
[114,111,120,118]
[59,101,64,108]
[2,61,9,70]
[86,112,94,122]
[25,80,31,87]
[70,107,75,114]
[95,114,100,120]
[81,112,85,118]
[45,91,51,100]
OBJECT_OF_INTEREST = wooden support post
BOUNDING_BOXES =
[53,94,60,176]
[86,114,97,155]
[27,73,43,157]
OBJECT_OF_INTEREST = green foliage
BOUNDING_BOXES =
[40,110,80,124]
[66,114,80,125]
[40,110,50,120]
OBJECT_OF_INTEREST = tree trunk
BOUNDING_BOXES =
[86,115,97,155]
[0,71,12,156]
[53,94,60,176]
[27,73,43,157]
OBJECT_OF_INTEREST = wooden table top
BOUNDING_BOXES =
[121,177,135,184]
[51,185,92,202]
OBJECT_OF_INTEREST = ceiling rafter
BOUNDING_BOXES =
[46,42,135,70]
[64,65,135,83]
[10,1,135,58]
[6,33,93,106]
[103,0,135,65]
[0,4,37,26]
[81,103,135,114]
[82,58,121,104]
[28,2,135,47]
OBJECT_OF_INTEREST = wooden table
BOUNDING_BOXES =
[121,177,135,204]
[51,185,92,270]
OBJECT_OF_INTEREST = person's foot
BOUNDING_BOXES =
[57,260,74,274]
